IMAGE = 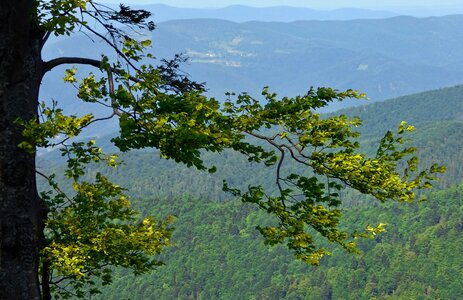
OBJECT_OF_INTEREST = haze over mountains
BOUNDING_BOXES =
[150,16,463,102]
[119,2,463,18]
[136,4,400,22]
[43,12,463,128]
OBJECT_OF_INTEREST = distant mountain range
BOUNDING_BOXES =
[41,14,463,138]
[134,4,399,23]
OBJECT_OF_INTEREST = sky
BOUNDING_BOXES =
[105,0,463,9]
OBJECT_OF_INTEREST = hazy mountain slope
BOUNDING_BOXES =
[148,16,463,100]
[42,15,463,133]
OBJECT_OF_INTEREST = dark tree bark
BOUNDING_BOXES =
[0,0,46,298]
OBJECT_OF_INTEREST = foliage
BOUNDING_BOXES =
[221,89,444,264]
[36,134,173,298]
[42,84,461,298]
[27,0,445,298]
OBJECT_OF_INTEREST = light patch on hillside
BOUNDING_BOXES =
[213,40,254,57]
[190,59,242,67]
[229,36,243,46]
[225,48,254,57]
[357,64,369,71]
[186,49,219,58]
[274,49,292,54]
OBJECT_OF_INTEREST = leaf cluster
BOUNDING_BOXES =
[37,138,173,298]
[221,88,445,264]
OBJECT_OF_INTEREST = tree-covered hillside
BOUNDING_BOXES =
[340,85,463,137]
[90,185,463,300]
[341,85,463,187]
[40,85,463,299]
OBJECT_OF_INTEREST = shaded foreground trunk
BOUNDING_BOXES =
[0,0,45,298]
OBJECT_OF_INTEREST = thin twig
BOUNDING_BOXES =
[106,68,122,116]
[35,170,73,204]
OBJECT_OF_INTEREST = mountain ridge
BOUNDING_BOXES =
[41,15,463,138]
[136,4,399,23]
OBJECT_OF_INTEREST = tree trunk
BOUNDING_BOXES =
[0,0,45,299]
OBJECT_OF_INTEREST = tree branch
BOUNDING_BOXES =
[245,130,287,207]
[35,169,73,204]
[43,57,141,84]
[106,68,122,116]
[78,20,139,71]
[41,31,51,50]
[44,57,102,72]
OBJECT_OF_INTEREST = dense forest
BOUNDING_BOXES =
[38,85,463,299]
[88,186,463,299]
